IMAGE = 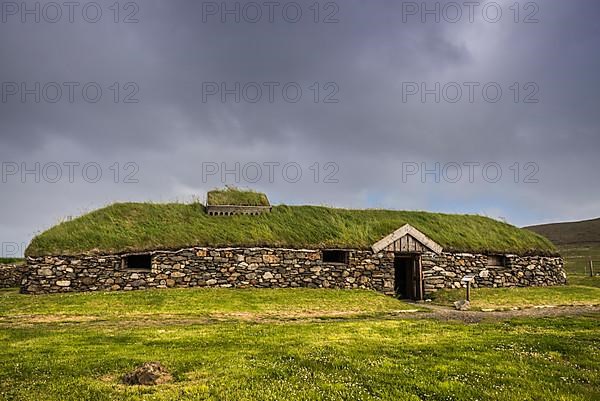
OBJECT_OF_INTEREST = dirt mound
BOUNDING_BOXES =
[122,362,172,386]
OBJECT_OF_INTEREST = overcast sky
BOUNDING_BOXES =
[1,0,599,256]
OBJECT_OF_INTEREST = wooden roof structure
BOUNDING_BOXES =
[371,224,443,254]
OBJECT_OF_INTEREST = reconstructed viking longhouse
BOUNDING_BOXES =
[22,189,567,299]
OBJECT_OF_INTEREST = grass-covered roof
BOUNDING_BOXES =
[26,202,557,257]
[207,188,270,206]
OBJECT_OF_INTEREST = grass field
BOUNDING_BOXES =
[0,258,24,264]
[430,270,600,310]
[0,288,421,322]
[558,243,600,275]
[431,280,600,310]
[1,288,599,400]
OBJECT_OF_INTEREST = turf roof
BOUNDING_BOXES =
[207,188,270,206]
[25,202,557,257]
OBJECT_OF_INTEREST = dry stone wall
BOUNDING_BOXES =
[21,248,566,295]
[22,248,396,295]
[422,252,567,292]
[0,263,27,288]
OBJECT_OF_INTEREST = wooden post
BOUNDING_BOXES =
[417,256,424,301]
[591,259,595,278]
[466,281,471,302]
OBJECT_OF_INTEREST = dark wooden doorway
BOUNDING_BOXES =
[394,254,423,300]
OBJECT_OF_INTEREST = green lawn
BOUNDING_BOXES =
[0,288,419,322]
[430,277,600,310]
[569,275,600,288]
[0,289,598,400]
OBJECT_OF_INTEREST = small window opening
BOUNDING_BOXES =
[124,254,152,271]
[487,255,506,267]
[322,250,349,264]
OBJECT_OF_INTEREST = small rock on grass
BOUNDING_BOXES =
[453,300,470,311]
[122,362,172,386]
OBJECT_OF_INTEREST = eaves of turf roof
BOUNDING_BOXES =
[25,203,558,258]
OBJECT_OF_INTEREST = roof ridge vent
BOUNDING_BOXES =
[205,205,272,216]
[205,187,271,216]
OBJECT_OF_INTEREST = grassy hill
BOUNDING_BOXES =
[25,202,556,257]
[525,217,600,245]
[525,218,600,275]
[558,243,600,274]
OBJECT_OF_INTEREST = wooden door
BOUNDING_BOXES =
[411,256,423,300]
[394,255,423,300]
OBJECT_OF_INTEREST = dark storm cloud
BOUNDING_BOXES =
[1,0,599,255]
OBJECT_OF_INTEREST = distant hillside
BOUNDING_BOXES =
[525,218,600,245]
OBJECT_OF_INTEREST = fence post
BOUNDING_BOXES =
[591,259,595,277]
[466,281,471,302]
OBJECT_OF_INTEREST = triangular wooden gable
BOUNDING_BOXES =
[371,224,443,254]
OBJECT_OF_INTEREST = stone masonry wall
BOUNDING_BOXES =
[21,248,566,295]
[422,252,567,293]
[0,263,28,288]
[22,248,396,295]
